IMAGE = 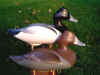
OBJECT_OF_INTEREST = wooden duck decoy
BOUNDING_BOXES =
[9,31,85,71]
[8,7,78,50]
[8,24,61,50]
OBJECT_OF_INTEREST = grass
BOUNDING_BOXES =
[0,0,100,75]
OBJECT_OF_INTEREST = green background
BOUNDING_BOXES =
[0,0,100,75]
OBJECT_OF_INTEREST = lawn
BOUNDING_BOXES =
[0,0,100,75]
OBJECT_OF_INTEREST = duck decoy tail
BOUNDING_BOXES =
[8,29,20,35]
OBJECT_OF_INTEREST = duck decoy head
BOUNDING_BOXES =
[58,31,86,46]
[54,7,78,23]
[54,7,70,19]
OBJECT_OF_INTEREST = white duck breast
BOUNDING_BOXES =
[14,24,61,45]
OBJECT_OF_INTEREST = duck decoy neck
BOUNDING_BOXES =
[53,8,70,32]
[53,12,70,26]
[53,18,63,26]
[53,18,68,33]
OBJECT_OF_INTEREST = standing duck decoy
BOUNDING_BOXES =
[8,7,78,50]
[9,31,86,71]
[8,24,62,50]
[53,7,78,33]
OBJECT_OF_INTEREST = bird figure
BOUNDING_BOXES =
[9,31,86,70]
[8,7,79,50]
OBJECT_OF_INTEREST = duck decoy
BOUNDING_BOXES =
[53,7,78,33]
[8,7,78,50]
[8,24,62,50]
[9,31,86,71]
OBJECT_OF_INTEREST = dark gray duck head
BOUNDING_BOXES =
[53,7,78,33]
